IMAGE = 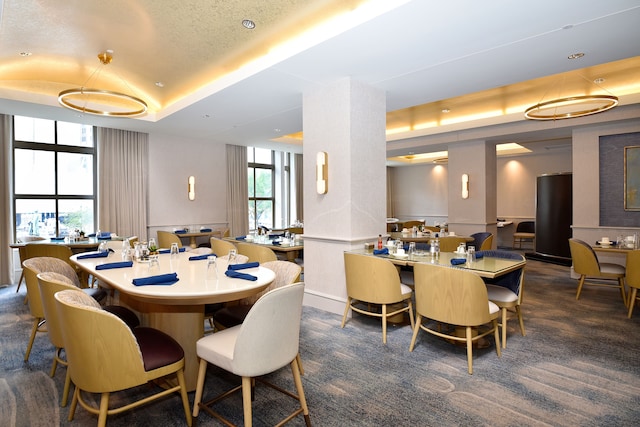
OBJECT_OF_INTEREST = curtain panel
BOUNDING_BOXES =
[0,115,13,284]
[97,128,149,241]
[226,144,248,236]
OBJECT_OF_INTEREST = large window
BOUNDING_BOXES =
[248,147,275,230]
[13,116,96,240]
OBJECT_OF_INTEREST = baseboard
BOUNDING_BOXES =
[525,252,572,266]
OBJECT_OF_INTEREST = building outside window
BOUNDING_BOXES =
[12,115,96,240]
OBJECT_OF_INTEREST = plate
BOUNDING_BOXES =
[392,253,409,259]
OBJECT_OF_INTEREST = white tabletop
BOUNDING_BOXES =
[70,251,275,305]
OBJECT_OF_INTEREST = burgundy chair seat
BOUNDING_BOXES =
[103,305,140,329]
[214,305,252,328]
[133,327,184,371]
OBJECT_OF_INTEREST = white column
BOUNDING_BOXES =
[302,78,386,314]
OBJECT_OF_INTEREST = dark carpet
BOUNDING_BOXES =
[1,256,639,426]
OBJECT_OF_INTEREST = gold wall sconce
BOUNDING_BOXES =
[316,151,328,194]
[461,173,469,199]
[188,176,195,201]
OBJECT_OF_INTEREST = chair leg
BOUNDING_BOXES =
[296,353,304,376]
[50,348,60,377]
[619,277,627,307]
[290,359,311,426]
[176,369,193,426]
[409,315,422,351]
[98,392,110,427]
[62,369,72,407]
[242,376,253,427]
[192,358,208,417]
[575,275,586,300]
[628,288,638,319]
[501,307,508,348]
[381,304,387,344]
[68,387,79,421]
[466,326,473,375]
[24,317,42,362]
[516,305,526,336]
[340,297,352,328]
[16,271,24,292]
[493,319,502,359]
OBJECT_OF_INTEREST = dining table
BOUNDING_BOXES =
[173,230,218,248]
[10,237,102,254]
[70,250,275,390]
[224,236,304,262]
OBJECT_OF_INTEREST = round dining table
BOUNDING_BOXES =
[70,251,275,390]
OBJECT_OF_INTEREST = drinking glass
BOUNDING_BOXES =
[148,254,160,273]
[98,241,108,253]
[170,242,180,259]
[408,242,416,258]
[466,246,476,265]
[206,255,218,279]
[228,249,237,265]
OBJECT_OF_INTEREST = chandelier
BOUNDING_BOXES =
[58,51,147,117]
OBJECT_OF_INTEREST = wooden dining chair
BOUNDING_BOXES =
[210,237,237,257]
[16,236,47,294]
[236,242,277,263]
[625,250,640,318]
[157,230,183,249]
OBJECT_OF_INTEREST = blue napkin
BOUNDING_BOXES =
[269,233,284,239]
[189,254,211,261]
[77,251,110,259]
[158,247,187,254]
[174,229,187,234]
[50,237,65,241]
[96,261,133,270]
[373,248,389,255]
[225,270,257,281]
[97,232,112,239]
[271,241,281,245]
[235,236,246,240]
[451,258,466,265]
[475,251,484,259]
[87,233,96,237]
[132,273,179,286]
[228,262,259,271]
[200,228,212,232]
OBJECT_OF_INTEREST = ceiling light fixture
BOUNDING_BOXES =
[58,50,148,117]
[242,19,256,29]
[524,54,618,121]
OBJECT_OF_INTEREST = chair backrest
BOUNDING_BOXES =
[568,238,601,276]
[413,263,494,326]
[37,272,85,349]
[54,290,147,392]
[481,250,526,296]
[24,243,74,267]
[189,247,213,255]
[210,237,238,257]
[233,282,305,377]
[402,220,424,229]
[343,252,404,304]
[157,230,183,249]
[17,236,47,263]
[236,242,277,263]
[287,227,304,235]
[241,260,301,305]
[439,236,471,252]
[625,250,640,289]
[516,221,535,233]
[23,256,83,318]
[469,232,493,251]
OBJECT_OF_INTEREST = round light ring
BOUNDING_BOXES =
[524,94,618,120]
[58,88,148,117]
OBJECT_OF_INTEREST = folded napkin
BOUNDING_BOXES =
[158,247,187,254]
[200,228,212,232]
[132,273,179,286]
[77,251,110,259]
[96,261,133,270]
[451,258,466,265]
[269,233,284,238]
[228,262,259,271]
[225,270,257,281]
[475,251,484,259]
[271,241,281,245]
[50,237,65,241]
[189,254,212,261]
[235,236,246,240]
[174,229,187,234]
[373,248,389,255]
[87,233,96,237]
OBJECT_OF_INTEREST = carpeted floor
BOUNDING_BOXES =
[1,256,639,426]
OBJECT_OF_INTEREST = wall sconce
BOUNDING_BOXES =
[316,151,328,194]
[461,174,469,199]
[188,176,195,201]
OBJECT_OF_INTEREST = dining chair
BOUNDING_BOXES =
[236,242,278,263]
[568,238,627,306]
[513,221,535,249]
[193,282,310,427]
[21,256,107,362]
[342,252,414,344]
[210,237,237,257]
[410,262,501,374]
[625,250,640,318]
[36,271,140,407]
[54,289,192,427]
[16,236,47,294]
[469,232,493,251]
[439,236,470,252]
[157,230,183,249]
[482,250,526,348]
[402,220,424,229]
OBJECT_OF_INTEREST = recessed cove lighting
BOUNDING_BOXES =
[242,19,256,29]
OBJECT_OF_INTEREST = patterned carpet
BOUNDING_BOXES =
[1,256,639,426]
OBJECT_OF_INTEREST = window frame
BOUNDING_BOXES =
[248,148,276,230]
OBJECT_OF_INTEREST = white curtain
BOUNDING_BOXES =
[294,153,304,223]
[386,166,394,218]
[97,128,149,240]
[226,144,248,236]
[0,115,13,284]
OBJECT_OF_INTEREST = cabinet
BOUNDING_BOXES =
[532,173,572,265]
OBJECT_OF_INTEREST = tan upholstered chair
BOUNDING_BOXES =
[157,230,183,249]
[410,263,501,375]
[469,232,493,251]
[22,257,106,362]
[568,238,627,306]
[402,220,424,229]
[482,250,526,348]
[193,283,310,427]
[54,290,192,427]
[439,236,470,252]
[513,221,535,249]
[210,237,237,257]
[287,227,304,235]
[342,252,414,344]
[626,250,640,318]
[236,242,277,263]
[16,236,47,293]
